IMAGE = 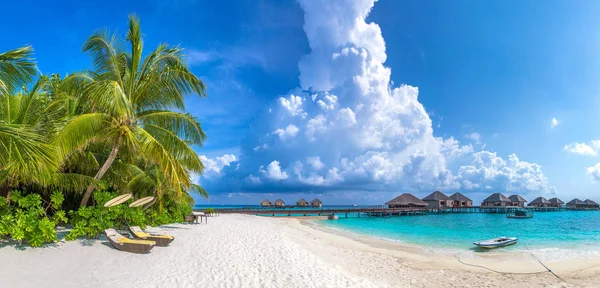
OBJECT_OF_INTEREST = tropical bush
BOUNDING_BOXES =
[0,191,67,247]
[66,191,147,240]
[0,14,209,246]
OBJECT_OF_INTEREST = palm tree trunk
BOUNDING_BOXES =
[79,137,122,207]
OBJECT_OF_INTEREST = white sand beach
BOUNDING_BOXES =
[2,214,600,288]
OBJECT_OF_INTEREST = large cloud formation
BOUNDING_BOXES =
[199,0,554,196]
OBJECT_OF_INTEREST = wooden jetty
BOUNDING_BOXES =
[199,205,590,218]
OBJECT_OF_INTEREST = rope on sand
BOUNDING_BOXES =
[453,250,565,283]
[522,243,565,282]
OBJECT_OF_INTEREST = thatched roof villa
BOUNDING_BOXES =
[449,192,472,207]
[310,198,322,207]
[584,199,599,209]
[386,193,429,209]
[422,191,450,209]
[259,199,271,207]
[273,199,285,207]
[566,198,585,209]
[296,198,309,207]
[548,197,564,207]
[528,197,550,207]
[481,193,510,207]
[508,195,527,207]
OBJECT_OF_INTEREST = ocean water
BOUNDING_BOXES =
[320,211,600,260]
[194,205,373,217]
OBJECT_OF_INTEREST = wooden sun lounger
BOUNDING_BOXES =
[104,229,156,254]
[129,226,174,247]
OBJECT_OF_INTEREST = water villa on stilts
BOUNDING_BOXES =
[296,198,309,207]
[549,197,564,207]
[508,195,527,207]
[260,199,271,207]
[584,199,599,209]
[528,197,551,207]
[273,199,285,208]
[480,193,511,213]
[364,193,430,217]
[422,191,451,211]
[566,199,585,209]
[310,198,322,208]
[449,192,472,208]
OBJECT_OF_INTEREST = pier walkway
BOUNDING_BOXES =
[201,206,594,218]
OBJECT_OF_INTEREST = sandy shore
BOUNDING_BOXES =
[2,214,600,287]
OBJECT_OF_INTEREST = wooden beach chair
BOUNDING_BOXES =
[104,229,156,254]
[129,226,174,247]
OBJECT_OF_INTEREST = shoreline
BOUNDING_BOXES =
[283,216,600,285]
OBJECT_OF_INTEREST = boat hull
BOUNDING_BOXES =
[473,237,518,249]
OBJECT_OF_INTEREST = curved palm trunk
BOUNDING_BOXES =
[79,137,122,207]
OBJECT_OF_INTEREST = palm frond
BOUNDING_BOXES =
[0,46,37,95]
[0,124,57,184]
[137,110,206,144]
[82,30,125,86]
[54,113,111,159]
[190,183,208,200]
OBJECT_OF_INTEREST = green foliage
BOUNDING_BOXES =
[147,200,192,227]
[205,208,215,214]
[0,190,65,247]
[66,191,148,240]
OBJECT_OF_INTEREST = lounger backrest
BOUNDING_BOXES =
[130,226,143,233]
[105,228,119,237]
[105,229,125,244]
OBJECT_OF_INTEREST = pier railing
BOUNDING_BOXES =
[196,205,598,217]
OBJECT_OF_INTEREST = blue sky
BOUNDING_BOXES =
[5,0,600,205]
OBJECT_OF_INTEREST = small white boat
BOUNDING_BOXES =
[473,236,518,249]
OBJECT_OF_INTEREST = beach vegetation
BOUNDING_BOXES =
[0,191,67,247]
[0,15,208,246]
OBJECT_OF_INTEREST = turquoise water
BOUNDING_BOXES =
[195,205,373,217]
[320,211,600,259]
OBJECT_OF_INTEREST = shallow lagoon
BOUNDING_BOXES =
[320,211,600,260]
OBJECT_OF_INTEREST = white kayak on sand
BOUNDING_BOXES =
[473,236,518,249]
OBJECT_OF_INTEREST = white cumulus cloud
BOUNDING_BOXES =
[199,154,237,176]
[587,163,600,181]
[273,124,300,141]
[551,117,560,128]
[260,161,288,181]
[198,0,554,197]
[564,141,600,156]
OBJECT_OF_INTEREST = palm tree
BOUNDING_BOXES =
[127,164,208,212]
[56,15,207,207]
[0,47,57,197]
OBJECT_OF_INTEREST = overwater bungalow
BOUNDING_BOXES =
[584,199,599,209]
[273,199,285,208]
[548,197,564,208]
[528,197,550,207]
[296,198,309,207]
[449,192,473,207]
[310,198,322,207]
[422,191,450,209]
[259,199,271,207]
[508,195,527,207]
[566,198,585,209]
[386,193,429,209]
[481,193,511,207]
